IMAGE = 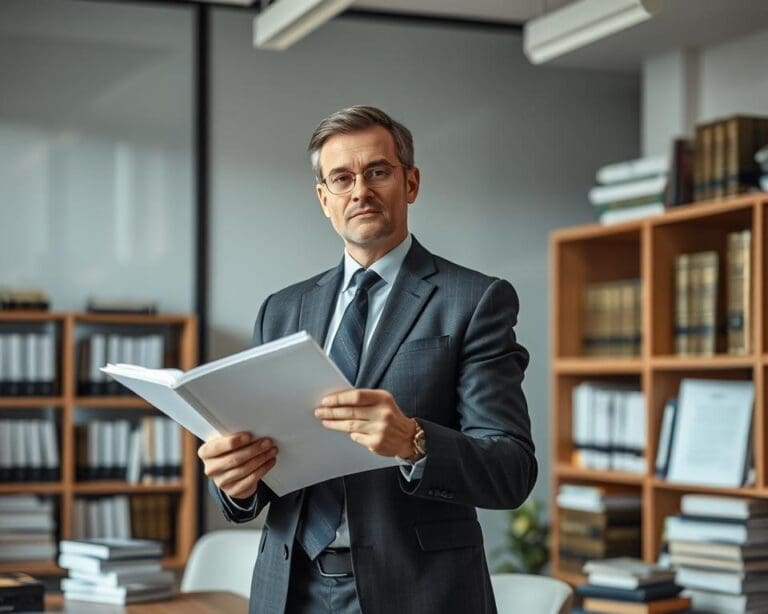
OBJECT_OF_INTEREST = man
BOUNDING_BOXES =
[198,106,537,613]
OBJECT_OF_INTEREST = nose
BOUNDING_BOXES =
[350,172,373,201]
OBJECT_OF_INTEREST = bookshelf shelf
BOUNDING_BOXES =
[554,358,644,374]
[0,482,64,494]
[554,464,646,485]
[650,355,757,370]
[550,193,767,585]
[72,482,185,494]
[649,478,766,497]
[0,311,199,574]
[74,396,152,409]
[0,397,65,408]
[0,561,64,576]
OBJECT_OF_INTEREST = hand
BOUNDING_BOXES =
[315,389,417,458]
[198,432,278,500]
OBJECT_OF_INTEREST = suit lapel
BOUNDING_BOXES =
[356,238,437,389]
[298,261,343,346]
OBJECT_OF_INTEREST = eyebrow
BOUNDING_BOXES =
[326,158,395,177]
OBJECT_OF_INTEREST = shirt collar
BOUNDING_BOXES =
[342,234,412,291]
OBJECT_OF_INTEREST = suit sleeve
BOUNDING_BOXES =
[208,294,278,523]
[399,279,537,509]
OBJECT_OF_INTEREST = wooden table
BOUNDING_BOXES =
[44,591,248,613]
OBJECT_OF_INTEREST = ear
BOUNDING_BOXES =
[316,184,331,218]
[405,167,420,204]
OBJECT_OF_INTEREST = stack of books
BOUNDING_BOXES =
[575,557,688,614]
[59,538,174,605]
[0,495,56,562]
[557,484,642,575]
[667,495,768,614]
[589,155,668,225]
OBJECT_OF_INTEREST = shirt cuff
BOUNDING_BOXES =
[224,491,258,512]
[396,455,427,482]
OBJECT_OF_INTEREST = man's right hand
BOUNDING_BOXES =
[198,432,278,500]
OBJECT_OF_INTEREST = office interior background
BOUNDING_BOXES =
[3,0,768,604]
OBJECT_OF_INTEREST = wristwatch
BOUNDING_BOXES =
[404,418,426,463]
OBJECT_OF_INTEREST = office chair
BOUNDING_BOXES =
[491,573,574,614]
[181,529,263,598]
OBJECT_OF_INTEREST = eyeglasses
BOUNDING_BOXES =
[321,163,406,195]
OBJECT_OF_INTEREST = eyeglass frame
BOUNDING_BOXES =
[319,161,410,195]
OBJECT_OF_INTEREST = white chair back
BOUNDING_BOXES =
[181,529,263,598]
[491,573,573,614]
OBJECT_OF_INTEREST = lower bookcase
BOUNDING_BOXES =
[0,312,199,575]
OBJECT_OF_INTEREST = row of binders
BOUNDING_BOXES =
[78,333,165,395]
[0,332,57,395]
[75,417,183,483]
[582,280,642,357]
[0,495,56,562]
[571,384,646,474]
[0,419,60,482]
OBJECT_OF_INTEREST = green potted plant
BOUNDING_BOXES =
[493,498,550,574]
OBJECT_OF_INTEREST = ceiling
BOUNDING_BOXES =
[352,0,768,71]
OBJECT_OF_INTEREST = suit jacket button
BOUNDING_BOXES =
[283,544,290,560]
[428,489,436,496]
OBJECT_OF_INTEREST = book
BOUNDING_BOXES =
[577,582,681,603]
[68,568,175,588]
[60,538,163,560]
[596,155,669,185]
[669,552,768,572]
[727,230,752,355]
[599,203,665,225]
[58,553,162,575]
[582,558,674,581]
[675,566,768,595]
[681,495,768,520]
[588,175,668,206]
[101,331,400,496]
[686,588,768,613]
[63,583,173,605]
[666,379,754,488]
[665,516,768,545]
[654,399,677,477]
[582,595,690,614]
[668,540,768,561]
[0,573,44,612]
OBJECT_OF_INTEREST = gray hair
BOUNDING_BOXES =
[308,105,414,182]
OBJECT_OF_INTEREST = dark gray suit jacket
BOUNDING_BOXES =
[210,237,537,613]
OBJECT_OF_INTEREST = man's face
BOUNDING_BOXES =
[316,126,420,254]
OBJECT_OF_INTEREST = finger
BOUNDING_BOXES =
[320,389,381,408]
[198,432,254,459]
[216,446,278,489]
[314,405,381,420]
[225,458,277,499]
[204,440,275,477]
[320,419,379,434]
[349,432,381,453]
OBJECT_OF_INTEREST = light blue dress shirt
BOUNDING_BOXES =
[227,234,427,548]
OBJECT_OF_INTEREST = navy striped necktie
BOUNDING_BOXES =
[297,268,382,560]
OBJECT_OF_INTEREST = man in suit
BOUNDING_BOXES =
[198,106,537,613]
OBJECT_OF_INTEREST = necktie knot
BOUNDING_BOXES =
[351,268,381,295]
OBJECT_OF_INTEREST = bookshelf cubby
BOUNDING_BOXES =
[0,312,198,575]
[550,193,767,584]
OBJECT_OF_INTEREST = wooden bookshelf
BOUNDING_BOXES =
[0,311,198,575]
[550,193,768,584]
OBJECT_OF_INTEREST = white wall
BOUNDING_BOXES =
[207,9,640,560]
[0,0,195,312]
[642,26,768,156]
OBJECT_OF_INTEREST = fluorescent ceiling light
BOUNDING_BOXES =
[523,0,663,65]
[253,0,355,50]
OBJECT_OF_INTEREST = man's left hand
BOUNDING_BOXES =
[315,389,416,458]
